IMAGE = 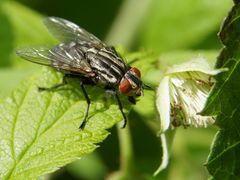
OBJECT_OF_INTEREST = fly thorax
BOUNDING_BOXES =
[85,47,127,86]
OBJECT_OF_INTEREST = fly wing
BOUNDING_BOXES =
[16,46,52,66]
[44,17,105,46]
[16,44,94,76]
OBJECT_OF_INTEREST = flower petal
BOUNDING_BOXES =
[156,76,171,133]
[166,56,227,75]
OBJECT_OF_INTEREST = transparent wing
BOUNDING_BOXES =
[16,45,93,75]
[16,46,52,66]
[44,17,105,45]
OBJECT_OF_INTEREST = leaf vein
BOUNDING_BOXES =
[7,85,33,179]
[10,92,54,177]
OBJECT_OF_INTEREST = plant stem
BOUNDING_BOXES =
[117,123,135,177]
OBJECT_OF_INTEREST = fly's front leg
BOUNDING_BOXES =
[38,75,67,91]
[115,93,127,128]
[79,81,91,130]
[128,96,136,104]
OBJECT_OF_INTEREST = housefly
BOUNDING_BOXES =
[16,17,147,129]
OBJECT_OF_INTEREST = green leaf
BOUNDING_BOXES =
[1,1,55,45]
[0,68,36,98]
[0,68,126,179]
[0,1,56,67]
[67,153,108,180]
[0,4,14,67]
[202,2,240,178]
[138,0,232,53]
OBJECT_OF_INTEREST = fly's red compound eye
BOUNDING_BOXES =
[131,67,141,77]
[119,79,132,94]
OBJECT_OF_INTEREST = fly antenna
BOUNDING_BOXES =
[143,84,154,91]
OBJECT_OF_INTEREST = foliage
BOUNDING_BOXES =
[0,0,238,179]
[202,1,240,178]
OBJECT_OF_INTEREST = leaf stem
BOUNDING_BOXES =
[117,123,136,177]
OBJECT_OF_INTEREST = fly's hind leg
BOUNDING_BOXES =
[38,75,68,91]
[79,81,91,130]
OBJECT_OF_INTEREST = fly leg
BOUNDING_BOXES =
[79,81,91,130]
[38,75,67,91]
[115,93,127,128]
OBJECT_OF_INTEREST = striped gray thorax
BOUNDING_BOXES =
[85,46,129,86]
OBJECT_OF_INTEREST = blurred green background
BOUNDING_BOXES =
[0,0,232,179]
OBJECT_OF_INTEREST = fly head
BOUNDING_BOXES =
[119,67,143,97]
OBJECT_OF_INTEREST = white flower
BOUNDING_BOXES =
[156,57,226,133]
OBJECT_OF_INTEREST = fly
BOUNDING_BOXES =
[16,17,147,129]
